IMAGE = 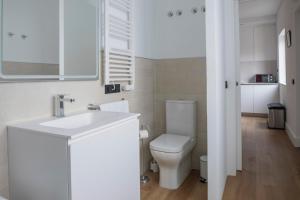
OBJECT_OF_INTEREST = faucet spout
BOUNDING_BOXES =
[54,94,75,118]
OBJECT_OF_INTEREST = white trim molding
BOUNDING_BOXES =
[286,123,300,147]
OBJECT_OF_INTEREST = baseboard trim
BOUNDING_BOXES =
[285,123,300,147]
[242,113,268,118]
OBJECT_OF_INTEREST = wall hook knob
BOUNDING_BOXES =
[167,11,174,17]
[201,6,206,13]
[176,10,183,16]
[8,32,15,37]
[21,34,28,39]
[192,7,198,14]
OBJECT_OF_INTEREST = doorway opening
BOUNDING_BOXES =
[223,0,300,199]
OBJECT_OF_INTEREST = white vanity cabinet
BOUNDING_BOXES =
[8,112,140,200]
[241,84,279,114]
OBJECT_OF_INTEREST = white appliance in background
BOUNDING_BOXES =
[8,112,140,200]
[150,100,197,190]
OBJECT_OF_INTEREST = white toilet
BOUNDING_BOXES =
[150,100,196,189]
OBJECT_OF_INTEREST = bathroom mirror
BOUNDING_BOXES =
[0,0,100,82]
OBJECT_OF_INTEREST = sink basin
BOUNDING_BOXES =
[40,113,94,129]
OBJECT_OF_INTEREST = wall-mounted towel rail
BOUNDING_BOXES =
[103,0,135,91]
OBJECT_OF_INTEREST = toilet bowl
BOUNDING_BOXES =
[150,100,197,189]
[150,134,196,189]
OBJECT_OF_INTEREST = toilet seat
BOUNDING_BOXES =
[150,134,192,153]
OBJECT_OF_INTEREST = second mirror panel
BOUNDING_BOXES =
[63,0,98,78]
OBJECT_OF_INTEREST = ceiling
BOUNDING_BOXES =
[239,0,282,19]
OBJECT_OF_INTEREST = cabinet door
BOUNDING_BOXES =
[254,24,277,61]
[69,119,140,200]
[254,85,279,114]
[241,85,254,113]
[240,25,254,62]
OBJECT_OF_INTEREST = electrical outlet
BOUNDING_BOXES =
[105,84,121,94]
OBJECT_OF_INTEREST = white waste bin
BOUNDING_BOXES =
[0,196,7,200]
[200,155,207,183]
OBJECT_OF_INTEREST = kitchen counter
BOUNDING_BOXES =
[240,82,278,85]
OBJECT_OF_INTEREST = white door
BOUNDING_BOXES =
[69,120,140,200]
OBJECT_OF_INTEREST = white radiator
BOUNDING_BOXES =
[103,0,135,91]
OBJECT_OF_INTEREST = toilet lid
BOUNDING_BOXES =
[150,134,191,153]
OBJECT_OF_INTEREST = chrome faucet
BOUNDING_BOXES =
[54,94,75,118]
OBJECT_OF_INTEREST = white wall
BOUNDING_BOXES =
[152,0,206,59]
[277,0,300,146]
[3,0,59,64]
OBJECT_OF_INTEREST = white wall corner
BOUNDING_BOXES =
[285,123,300,147]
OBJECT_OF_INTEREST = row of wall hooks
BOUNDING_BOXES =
[167,6,206,17]
[7,32,28,39]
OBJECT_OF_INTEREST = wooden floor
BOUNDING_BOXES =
[223,117,300,200]
[141,170,207,200]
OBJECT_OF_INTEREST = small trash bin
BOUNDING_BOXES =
[200,155,207,183]
[267,103,286,129]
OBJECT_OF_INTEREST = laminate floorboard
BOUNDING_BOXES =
[141,170,207,200]
[223,117,300,200]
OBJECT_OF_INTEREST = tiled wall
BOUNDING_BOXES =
[154,57,207,169]
[0,57,156,198]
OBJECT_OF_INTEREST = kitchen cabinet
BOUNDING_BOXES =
[241,84,254,113]
[241,84,279,114]
[254,24,277,61]
[240,25,254,62]
[240,23,277,62]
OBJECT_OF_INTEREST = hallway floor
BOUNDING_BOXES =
[141,170,207,200]
[223,117,300,200]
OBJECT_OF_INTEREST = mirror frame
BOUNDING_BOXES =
[0,0,100,82]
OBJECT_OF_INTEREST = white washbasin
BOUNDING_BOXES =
[40,113,94,129]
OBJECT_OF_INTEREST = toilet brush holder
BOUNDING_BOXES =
[140,175,150,184]
[140,129,150,184]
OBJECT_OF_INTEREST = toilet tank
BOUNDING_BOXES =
[166,100,197,138]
